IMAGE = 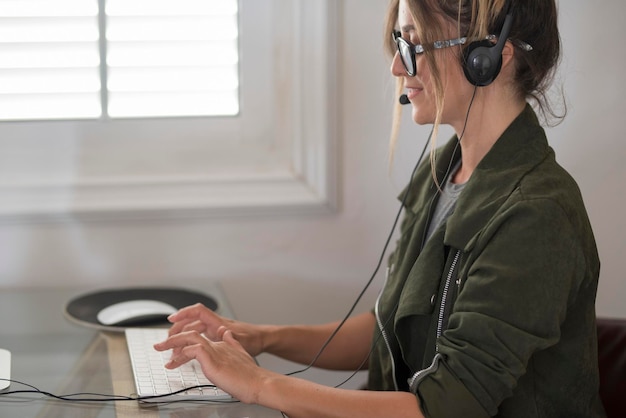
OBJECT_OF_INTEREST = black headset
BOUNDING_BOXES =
[462,0,514,86]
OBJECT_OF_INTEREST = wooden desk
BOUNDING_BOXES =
[0,284,283,418]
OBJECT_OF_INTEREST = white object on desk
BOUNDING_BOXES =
[97,300,177,326]
[0,348,10,390]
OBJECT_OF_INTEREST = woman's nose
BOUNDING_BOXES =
[390,51,407,77]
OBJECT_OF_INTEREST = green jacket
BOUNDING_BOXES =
[368,105,605,417]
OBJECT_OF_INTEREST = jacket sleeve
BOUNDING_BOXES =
[415,197,589,416]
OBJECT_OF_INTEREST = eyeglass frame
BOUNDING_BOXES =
[392,31,533,77]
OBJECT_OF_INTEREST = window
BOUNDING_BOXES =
[0,0,239,121]
[0,1,337,221]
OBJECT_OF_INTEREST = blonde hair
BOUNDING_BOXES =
[384,0,562,169]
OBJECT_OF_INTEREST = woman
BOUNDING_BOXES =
[155,0,605,416]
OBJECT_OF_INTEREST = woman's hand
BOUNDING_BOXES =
[166,303,266,357]
[154,326,267,404]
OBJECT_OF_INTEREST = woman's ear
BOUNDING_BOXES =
[500,40,516,74]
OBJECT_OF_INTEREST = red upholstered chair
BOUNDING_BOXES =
[597,317,626,418]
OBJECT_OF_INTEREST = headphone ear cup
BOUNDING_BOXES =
[462,39,503,86]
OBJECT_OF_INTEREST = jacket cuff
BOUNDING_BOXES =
[412,356,490,418]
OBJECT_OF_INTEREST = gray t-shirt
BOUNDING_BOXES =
[425,168,466,241]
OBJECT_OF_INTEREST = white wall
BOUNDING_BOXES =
[547,1,626,318]
[0,0,624,318]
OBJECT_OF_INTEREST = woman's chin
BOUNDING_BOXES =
[411,108,435,126]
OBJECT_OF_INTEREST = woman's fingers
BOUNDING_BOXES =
[167,303,218,325]
[167,303,223,339]
[164,303,262,358]
[154,330,207,368]
[153,327,262,404]
[156,329,204,351]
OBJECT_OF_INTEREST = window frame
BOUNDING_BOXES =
[0,0,338,222]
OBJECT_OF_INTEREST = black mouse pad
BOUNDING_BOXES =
[64,287,219,332]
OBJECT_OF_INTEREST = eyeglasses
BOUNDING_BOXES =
[392,31,533,77]
[393,31,467,77]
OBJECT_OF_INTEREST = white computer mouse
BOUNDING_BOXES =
[97,300,178,326]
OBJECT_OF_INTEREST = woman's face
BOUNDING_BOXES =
[392,0,474,128]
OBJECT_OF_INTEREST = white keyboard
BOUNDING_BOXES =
[125,328,231,402]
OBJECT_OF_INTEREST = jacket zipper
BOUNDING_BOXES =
[408,353,443,393]
[408,249,462,391]
[436,249,462,351]
[375,266,399,391]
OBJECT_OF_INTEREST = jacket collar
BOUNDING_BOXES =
[401,104,550,251]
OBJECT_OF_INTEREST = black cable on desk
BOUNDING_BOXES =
[0,378,238,405]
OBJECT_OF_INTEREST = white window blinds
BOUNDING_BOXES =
[106,0,239,118]
[0,0,239,121]
[0,0,101,120]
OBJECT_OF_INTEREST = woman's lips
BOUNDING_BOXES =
[405,87,423,100]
